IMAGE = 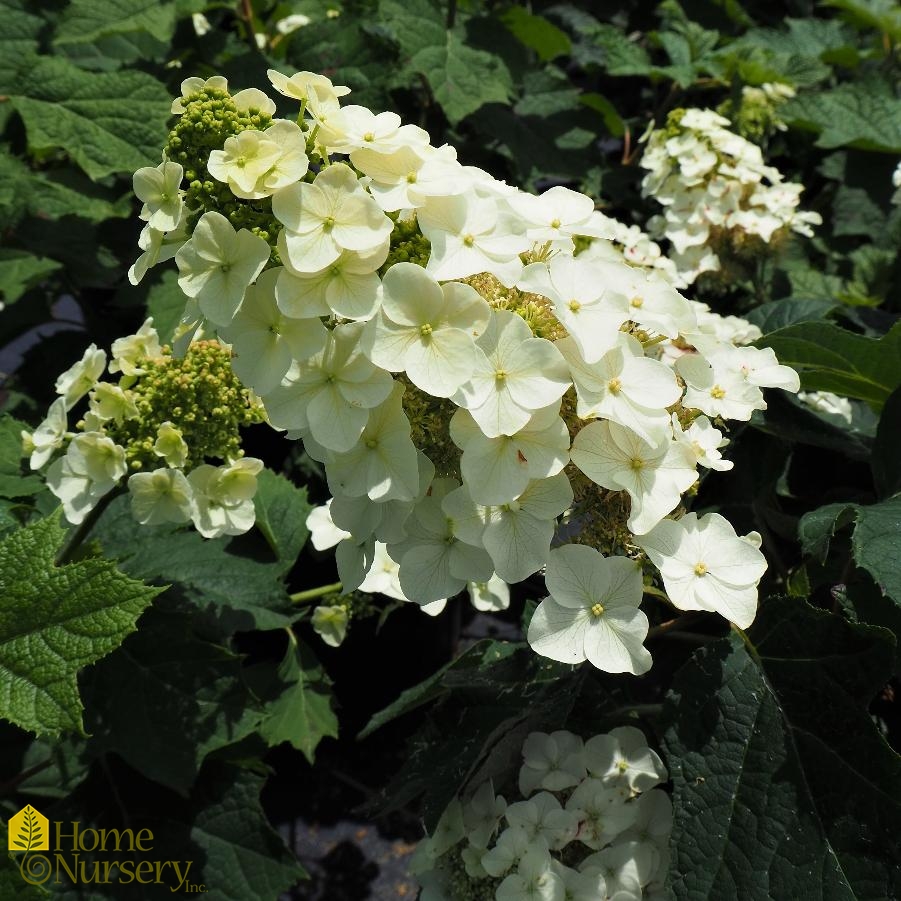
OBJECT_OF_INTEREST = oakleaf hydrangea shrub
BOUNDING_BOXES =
[411,726,672,901]
[27,69,804,677]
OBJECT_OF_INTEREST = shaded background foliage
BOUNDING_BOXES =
[0,0,899,899]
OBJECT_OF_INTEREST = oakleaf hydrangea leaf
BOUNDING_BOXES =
[9,56,171,179]
[0,514,161,737]
[663,597,901,900]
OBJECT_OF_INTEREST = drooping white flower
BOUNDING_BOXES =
[187,457,263,538]
[323,382,421,503]
[175,211,271,326]
[128,221,187,286]
[570,421,697,536]
[638,511,766,628]
[272,163,393,273]
[262,321,394,452]
[27,397,68,469]
[467,574,511,612]
[454,310,570,438]
[153,421,189,469]
[312,605,349,647]
[127,468,193,525]
[133,160,184,232]
[362,262,491,397]
[305,500,352,550]
[528,545,652,675]
[220,268,328,395]
[108,318,162,376]
[55,344,107,410]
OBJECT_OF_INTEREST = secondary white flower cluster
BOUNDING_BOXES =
[640,108,822,285]
[412,726,672,901]
[23,320,263,537]
[126,69,801,673]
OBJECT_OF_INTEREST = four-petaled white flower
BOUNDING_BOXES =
[55,344,107,410]
[187,457,263,539]
[638,511,766,628]
[175,211,271,326]
[362,262,491,397]
[528,545,652,675]
[128,468,193,525]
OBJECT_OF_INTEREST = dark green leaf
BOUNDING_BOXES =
[256,636,338,763]
[253,469,311,577]
[872,387,901,498]
[798,502,857,563]
[9,56,172,180]
[663,597,901,901]
[144,270,188,344]
[87,609,263,794]
[0,514,161,737]
[0,415,45,499]
[852,496,901,604]
[501,7,571,62]
[744,297,837,333]
[92,496,296,635]
[0,250,61,305]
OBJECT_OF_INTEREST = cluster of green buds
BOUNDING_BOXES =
[22,319,264,537]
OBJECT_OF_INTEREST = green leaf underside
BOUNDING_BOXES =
[252,470,311,577]
[756,321,901,409]
[663,597,901,901]
[0,514,160,737]
[0,415,45,499]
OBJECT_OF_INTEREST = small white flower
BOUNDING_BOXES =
[312,604,349,647]
[519,730,586,796]
[133,160,184,232]
[187,457,263,538]
[305,500,352,550]
[109,318,162,375]
[153,421,188,469]
[55,344,107,410]
[175,212,271,326]
[208,130,284,199]
[582,725,667,793]
[565,777,638,849]
[638,511,766,628]
[88,383,138,424]
[528,545,651,675]
[127,468,193,525]
[27,397,67,470]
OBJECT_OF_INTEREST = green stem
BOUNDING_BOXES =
[290,581,342,604]
[54,487,121,566]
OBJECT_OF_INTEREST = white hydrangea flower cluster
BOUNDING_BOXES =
[22,320,264,537]
[411,726,672,901]
[123,69,802,672]
[640,108,822,285]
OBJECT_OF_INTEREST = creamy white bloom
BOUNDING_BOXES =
[454,311,570,438]
[128,221,187,286]
[46,433,127,524]
[27,397,68,469]
[671,413,732,472]
[557,334,681,445]
[153,421,189,469]
[88,383,138,424]
[277,241,387,321]
[272,163,392,273]
[263,321,393,452]
[175,212,270,326]
[583,725,667,793]
[305,500,352,550]
[109,318,162,375]
[566,777,638,850]
[362,262,491,397]
[519,731,587,797]
[528,545,652,675]
[505,185,598,248]
[208,130,284,199]
[187,457,263,538]
[505,792,581,851]
[450,404,570,506]
[312,605,349,647]
[319,105,403,155]
[418,192,530,285]
[221,269,328,395]
[323,382,420,503]
[267,69,350,115]
[676,352,768,421]
[133,160,184,232]
[171,75,228,114]
[639,511,766,627]
[570,421,697,536]
[55,344,107,410]
[128,468,193,525]
[495,844,564,901]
